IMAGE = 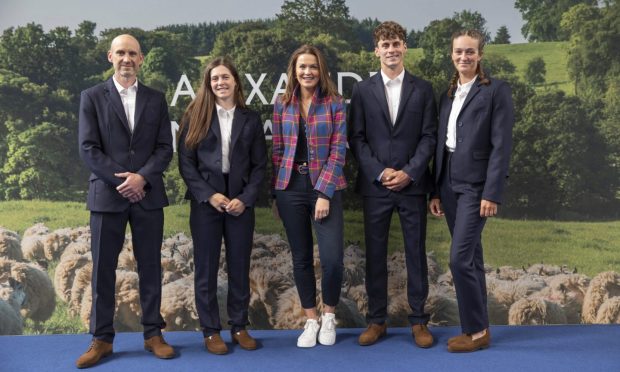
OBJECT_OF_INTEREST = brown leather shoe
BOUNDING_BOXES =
[447,329,491,352]
[75,339,113,368]
[358,323,387,346]
[204,333,228,355]
[232,330,257,350]
[412,324,434,348]
[144,335,175,359]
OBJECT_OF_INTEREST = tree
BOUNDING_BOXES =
[515,0,598,41]
[493,25,511,44]
[525,57,546,85]
[452,10,491,42]
[505,91,618,219]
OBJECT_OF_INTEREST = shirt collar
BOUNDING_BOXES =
[112,75,138,93]
[215,103,236,116]
[381,69,405,86]
[456,75,477,95]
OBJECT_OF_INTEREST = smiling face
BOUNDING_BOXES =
[209,65,236,104]
[375,37,407,73]
[295,53,320,92]
[108,35,143,84]
[452,35,482,82]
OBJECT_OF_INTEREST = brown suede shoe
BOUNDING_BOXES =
[204,333,228,355]
[144,335,175,359]
[448,329,491,346]
[447,330,491,352]
[358,323,387,346]
[232,330,257,350]
[447,333,468,346]
[412,324,434,348]
[75,339,113,369]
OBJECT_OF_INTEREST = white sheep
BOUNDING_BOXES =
[54,252,92,302]
[508,297,567,325]
[582,271,620,324]
[0,278,25,335]
[0,227,23,261]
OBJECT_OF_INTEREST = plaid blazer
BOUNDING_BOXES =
[271,89,347,198]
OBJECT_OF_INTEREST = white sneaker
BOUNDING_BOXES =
[318,313,337,345]
[297,318,320,348]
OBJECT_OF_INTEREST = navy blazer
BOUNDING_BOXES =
[434,77,514,203]
[78,78,173,212]
[177,107,267,207]
[348,71,437,196]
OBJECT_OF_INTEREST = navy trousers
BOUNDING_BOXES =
[363,192,430,325]
[439,152,489,334]
[90,204,166,343]
[275,171,344,309]
[190,198,254,337]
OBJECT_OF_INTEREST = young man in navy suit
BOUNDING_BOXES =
[349,21,437,348]
[76,34,174,368]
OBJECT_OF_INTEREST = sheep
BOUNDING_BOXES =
[0,279,26,335]
[425,285,460,326]
[79,270,143,332]
[42,228,75,261]
[0,227,23,261]
[508,298,567,325]
[345,284,368,315]
[160,275,199,331]
[54,252,92,302]
[0,258,55,322]
[582,271,620,324]
[530,273,590,324]
[60,240,91,261]
[69,262,93,317]
[490,265,527,281]
[594,296,620,324]
[248,268,294,328]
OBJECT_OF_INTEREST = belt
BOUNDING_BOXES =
[293,162,309,175]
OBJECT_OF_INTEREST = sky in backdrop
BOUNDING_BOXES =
[0,0,527,43]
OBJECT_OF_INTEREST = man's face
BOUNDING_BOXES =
[108,35,143,81]
[375,37,407,71]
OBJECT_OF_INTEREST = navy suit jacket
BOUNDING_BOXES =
[348,71,437,196]
[177,107,267,207]
[434,77,514,203]
[78,78,173,212]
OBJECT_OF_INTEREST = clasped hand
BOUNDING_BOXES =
[381,168,411,191]
[115,172,146,203]
[208,193,245,216]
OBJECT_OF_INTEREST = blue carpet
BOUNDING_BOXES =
[0,325,618,371]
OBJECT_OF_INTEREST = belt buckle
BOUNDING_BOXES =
[296,163,309,175]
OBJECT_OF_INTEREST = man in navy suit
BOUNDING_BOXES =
[76,34,174,368]
[349,21,437,348]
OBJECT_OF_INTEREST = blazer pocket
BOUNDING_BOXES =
[473,151,490,160]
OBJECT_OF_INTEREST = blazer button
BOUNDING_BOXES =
[458,122,463,127]
[457,138,463,143]
[130,150,135,155]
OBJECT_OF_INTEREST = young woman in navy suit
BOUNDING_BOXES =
[429,30,514,352]
[178,57,267,354]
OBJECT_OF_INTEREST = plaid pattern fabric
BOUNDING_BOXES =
[271,89,347,198]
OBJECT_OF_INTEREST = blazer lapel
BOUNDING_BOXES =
[394,72,415,126]
[133,82,149,134]
[230,108,247,154]
[370,74,392,128]
[105,79,131,135]
[458,78,482,116]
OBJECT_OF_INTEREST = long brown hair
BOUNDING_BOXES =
[281,45,339,105]
[180,56,246,149]
[447,29,490,98]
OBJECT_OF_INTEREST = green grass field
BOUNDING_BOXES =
[1,200,618,277]
[407,41,573,94]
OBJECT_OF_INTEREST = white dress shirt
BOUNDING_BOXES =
[112,76,138,132]
[446,76,477,152]
[216,103,236,174]
[381,69,405,125]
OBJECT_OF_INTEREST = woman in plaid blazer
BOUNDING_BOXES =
[272,45,347,348]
